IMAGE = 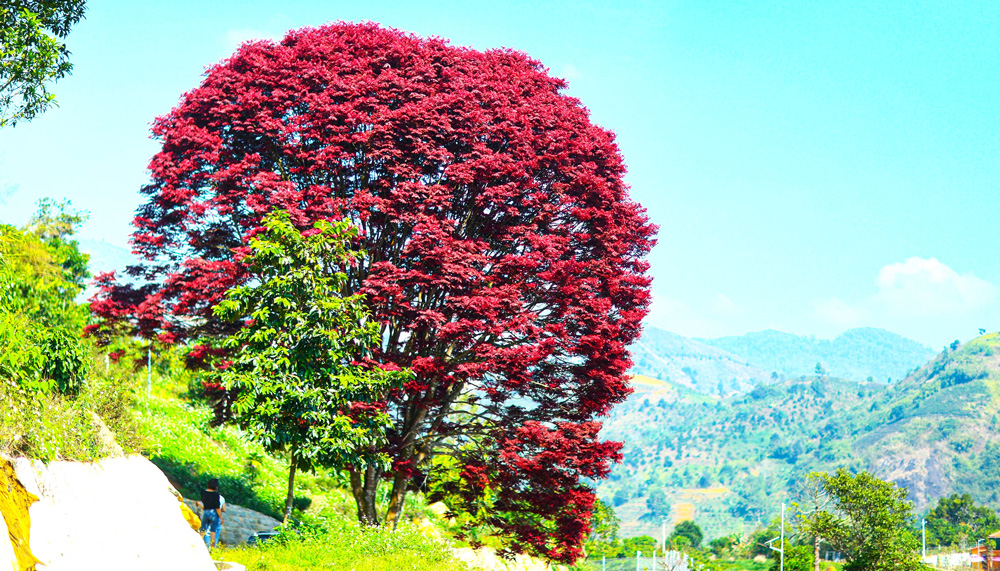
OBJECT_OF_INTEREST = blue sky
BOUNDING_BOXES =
[1,0,997,348]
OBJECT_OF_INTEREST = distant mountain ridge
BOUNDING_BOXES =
[630,326,935,395]
[630,328,771,395]
[700,327,936,383]
[603,333,1000,540]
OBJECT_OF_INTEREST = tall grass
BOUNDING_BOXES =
[217,514,468,571]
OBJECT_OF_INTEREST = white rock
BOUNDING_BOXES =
[12,455,216,571]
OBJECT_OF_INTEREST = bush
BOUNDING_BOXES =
[0,363,142,461]
[769,544,813,571]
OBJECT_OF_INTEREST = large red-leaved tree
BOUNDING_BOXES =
[93,22,655,562]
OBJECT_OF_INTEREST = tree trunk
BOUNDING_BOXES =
[814,535,820,571]
[384,470,410,529]
[350,464,381,525]
[283,449,297,525]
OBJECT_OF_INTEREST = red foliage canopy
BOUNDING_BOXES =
[94,22,655,562]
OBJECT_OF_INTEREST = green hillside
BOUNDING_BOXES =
[700,327,936,383]
[601,333,1000,540]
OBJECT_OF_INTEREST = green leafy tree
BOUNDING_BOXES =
[584,498,621,558]
[923,493,1000,548]
[794,474,838,571]
[670,520,704,548]
[0,199,90,392]
[0,0,87,126]
[707,534,739,556]
[799,469,922,571]
[213,210,407,523]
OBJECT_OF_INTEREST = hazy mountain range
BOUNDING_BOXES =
[630,326,936,395]
[604,332,1000,540]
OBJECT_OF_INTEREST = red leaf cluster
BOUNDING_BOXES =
[92,22,655,560]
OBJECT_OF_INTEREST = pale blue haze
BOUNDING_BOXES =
[0,0,997,347]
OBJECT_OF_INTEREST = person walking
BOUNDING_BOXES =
[196,478,224,549]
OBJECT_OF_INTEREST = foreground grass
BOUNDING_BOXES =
[215,515,468,571]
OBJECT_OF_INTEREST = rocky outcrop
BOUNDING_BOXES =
[7,455,215,571]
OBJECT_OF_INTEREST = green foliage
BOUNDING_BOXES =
[769,544,813,571]
[670,520,704,548]
[0,198,144,461]
[707,534,740,556]
[590,498,620,543]
[213,210,407,519]
[0,0,86,126]
[747,519,782,558]
[0,199,91,393]
[923,493,1000,548]
[0,348,142,461]
[801,470,922,571]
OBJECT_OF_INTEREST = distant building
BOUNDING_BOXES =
[969,531,1000,570]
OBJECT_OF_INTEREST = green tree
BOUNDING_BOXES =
[799,469,922,571]
[621,535,656,555]
[0,199,90,393]
[670,520,704,548]
[0,0,87,126]
[924,493,1000,548]
[589,498,620,544]
[707,534,739,556]
[213,210,407,523]
[584,498,621,558]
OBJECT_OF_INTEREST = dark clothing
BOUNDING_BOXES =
[200,490,221,511]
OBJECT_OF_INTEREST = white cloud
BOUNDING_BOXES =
[875,257,996,317]
[224,29,281,52]
[814,297,869,326]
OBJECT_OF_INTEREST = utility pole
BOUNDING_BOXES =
[662,519,667,553]
[781,502,785,571]
[636,550,640,571]
[767,503,786,571]
[146,340,152,398]
[921,518,926,561]
[602,555,606,571]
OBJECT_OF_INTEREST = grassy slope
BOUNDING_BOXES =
[601,334,1000,539]
[138,375,469,571]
